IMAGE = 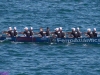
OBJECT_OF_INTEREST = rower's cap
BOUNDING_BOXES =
[59,27,62,30]
[72,28,75,31]
[94,28,96,31]
[30,27,33,30]
[24,27,28,30]
[14,27,17,30]
[9,27,12,30]
[87,28,91,31]
[77,27,79,30]
[56,28,59,31]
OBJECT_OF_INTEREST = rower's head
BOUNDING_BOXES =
[24,27,28,31]
[77,27,80,31]
[14,27,17,30]
[30,27,33,30]
[9,27,12,30]
[87,28,91,32]
[55,28,59,31]
[93,28,96,31]
[72,28,75,31]
[40,27,43,31]
[59,27,62,31]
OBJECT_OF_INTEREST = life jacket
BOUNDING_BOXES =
[14,30,17,37]
[92,31,97,38]
[23,31,30,37]
[8,30,14,37]
[87,32,94,38]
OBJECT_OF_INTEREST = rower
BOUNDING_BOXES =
[29,27,34,37]
[76,27,82,38]
[13,27,17,37]
[23,27,30,37]
[59,27,65,38]
[92,28,97,38]
[39,27,45,37]
[86,28,94,38]
[70,28,78,38]
[7,27,14,37]
[54,28,60,38]
[45,27,50,36]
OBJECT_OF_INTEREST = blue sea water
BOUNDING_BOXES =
[0,0,100,75]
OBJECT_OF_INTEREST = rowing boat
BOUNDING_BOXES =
[0,36,100,44]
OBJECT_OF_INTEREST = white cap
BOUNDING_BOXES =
[14,27,17,30]
[94,28,96,31]
[77,27,79,30]
[87,28,91,31]
[59,27,62,30]
[9,27,12,30]
[24,27,28,30]
[30,27,33,30]
[56,28,59,31]
[72,28,75,31]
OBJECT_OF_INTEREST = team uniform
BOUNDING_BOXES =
[14,30,17,37]
[45,27,50,36]
[92,31,97,38]
[60,31,65,38]
[23,27,30,37]
[46,30,50,36]
[23,30,30,37]
[86,32,94,38]
[92,28,97,38]
[54,31,60,38]
[71,31,78,38]
[39,31,45,37]
[70,28,78,38]
[86,28,94,38]
[8,30,14,37]
[29,30,33,37]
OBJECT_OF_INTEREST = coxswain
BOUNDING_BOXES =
[23,27,30,37]
[7,27,14,37]
[39,27,45,37]
[92,28,97,38]
[86,28,94,38]
[29,27,34,37]
[59,27,65,38]
[76,27,82,38]
[45,27,50,36]
[13,27,17,37]
[70,28,78,38]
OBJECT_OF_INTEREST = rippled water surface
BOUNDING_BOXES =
[0,0,100,75]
